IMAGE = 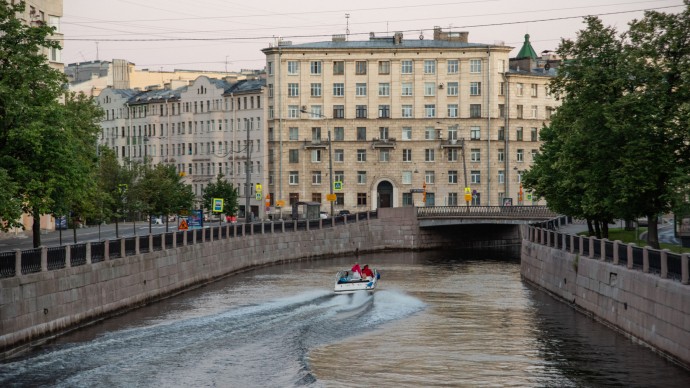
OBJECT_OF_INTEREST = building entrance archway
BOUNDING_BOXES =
[377,181,393,208]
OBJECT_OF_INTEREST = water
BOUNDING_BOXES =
[1,250,688,387]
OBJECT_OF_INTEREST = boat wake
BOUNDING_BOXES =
[0,289,425,387]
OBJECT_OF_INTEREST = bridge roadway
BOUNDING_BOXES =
[416,205,557,227]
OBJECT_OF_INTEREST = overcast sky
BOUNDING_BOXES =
[60,0,684,72]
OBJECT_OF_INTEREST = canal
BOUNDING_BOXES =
[1,249,688,387]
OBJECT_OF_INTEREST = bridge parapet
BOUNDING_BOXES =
[417,206,557,220]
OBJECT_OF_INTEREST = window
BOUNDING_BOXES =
[379,149,390,162]
[355,61,367,75]
[267,62,273,75]
[357,127,367,140]
[498,170,505,184]
[356,83,367,96]
[447,59,459,74]
[447,148,458,162]
[312,193,321,203]
[517,105,524,119]
[287,61,299,75]
[517,149,524,162]
[310,83,322,97]
[470,104,482,118]
[378,83,390,96]
[289,127,299,140]
[402,171,412,184]
[531,127,538,141]
[310,61,322,75]
[424,82,436,97]
[379,126,389,140]
[499,104,505,118]
[531,83,538,97]
[356,105,367,118]
[288,83,299,97]
[470,82,481,96]
[448,192,458,206]
[357,172,367,184]
[310,105,322,119]
[499,82,505,96]
[447,82,458,96]
[334,170,344,182]
[333,83,344,96]
[401,60,413,74]
[498,127,505,141]
[425,171,435,184]
[471,170,481,183]
[424,60,436,74]
[268,84,274,98]
[425,127,436,140]
[312,127,321,141]
[531,105,538,118]
[516,127,523,141]
[470,126,481,140]
[357,149,366,162]
[334,149,344,162]
[447,104,458,118]
[425,104,436,118]
[532,149,538,159]
[402,105,413,118]
[378,105,390,118]
[288,150,299,163]
[333,105,344,119]
[448,170,458,184]
[288,105,299,118]
[334,127,344,141]
[357,193,367,205]
[516,83,524,96]
[546,106,554,119]
[470,59,482,73]
[312,171,322,184]
[402,193,413,206]
[289,171,299,184]
[333,61,344,75]
[402,127,412,140]
[425,148,435,162]
[471,148,481,162]
[497,148,505,161]
[402,149,412,162]
[378,61,390,74]
[402,82,413,96]
[311,149,322,162]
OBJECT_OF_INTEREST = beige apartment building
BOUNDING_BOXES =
[97,75,268,219]
[11,0,64,71]
[263,28,558,214]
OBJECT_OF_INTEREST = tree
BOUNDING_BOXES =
[133,164,194,233]
[0,168,21,231]
[201,173,239,221]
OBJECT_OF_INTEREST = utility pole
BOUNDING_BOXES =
[461,137,470,209]
[245,119,251,223]
[328,129,334,217]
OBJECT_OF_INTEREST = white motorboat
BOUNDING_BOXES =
[334,269,379,294]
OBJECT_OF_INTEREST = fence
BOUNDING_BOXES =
[0,211,377,279]
[526,219,689,285]
[417,205,557,219]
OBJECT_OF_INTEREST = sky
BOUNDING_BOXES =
[60,0,686,72]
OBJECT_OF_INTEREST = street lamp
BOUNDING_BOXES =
[300,108,334,217]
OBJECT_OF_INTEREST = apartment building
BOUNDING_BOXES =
[262,28,557,213]
[97,75,267,219]
[12,0,64,71]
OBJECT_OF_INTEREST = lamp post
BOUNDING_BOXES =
[461,137,469,208]
[245,118,252,223]
[300,108,333,217]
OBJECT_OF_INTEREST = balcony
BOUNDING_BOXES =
[303,139,328,149]
[371,137,396,149]
[440,138,464,149]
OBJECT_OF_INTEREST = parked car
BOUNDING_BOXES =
[338,210,351,216]
[320,211,328,219]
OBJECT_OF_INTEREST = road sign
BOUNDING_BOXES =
[255,193,262,201]
[178,218,189,231]
[464,187,471,194]
[276,200,285,207]
[465,194,472,202]
[410,188,424,193]
[326,193,337,201]
[212,198,224,213]
[334,181,343,191]
[255,183,262,193]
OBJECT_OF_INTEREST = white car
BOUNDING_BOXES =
[319,212,328,219]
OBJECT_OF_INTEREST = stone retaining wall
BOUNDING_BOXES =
[521,235,690,369]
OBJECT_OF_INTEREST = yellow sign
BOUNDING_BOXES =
[326,193,337,202]
[464,187,471,194]
[178,218,189,231]
[256,183,262,193]
[276,200,285,207]
[255,193,262,201]
[464,193,472,202]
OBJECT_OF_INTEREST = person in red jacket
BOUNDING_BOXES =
[362,265,374,280]
[351,262,362,279]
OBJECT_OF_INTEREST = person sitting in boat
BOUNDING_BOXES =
[351,262,362,277]
[351,268,362,281]
[339,272,350,283]
[362,265,374,280]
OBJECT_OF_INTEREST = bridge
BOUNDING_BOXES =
[416,205,557,227]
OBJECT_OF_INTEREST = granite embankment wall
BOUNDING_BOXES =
[521,225,690,369]
[4,207,494,356]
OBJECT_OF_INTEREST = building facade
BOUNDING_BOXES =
[97,75,268,219]
[262,28,557,213]
[13,0,64,71]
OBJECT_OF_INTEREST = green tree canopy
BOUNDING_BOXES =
[202,173,239,218]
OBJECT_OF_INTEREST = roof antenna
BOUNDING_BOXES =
[345,13,350,40]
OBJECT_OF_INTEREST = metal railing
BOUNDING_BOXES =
[0,210,377,279]
[417,205,557,219]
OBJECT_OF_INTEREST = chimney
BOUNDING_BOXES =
[394,32,403,45]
